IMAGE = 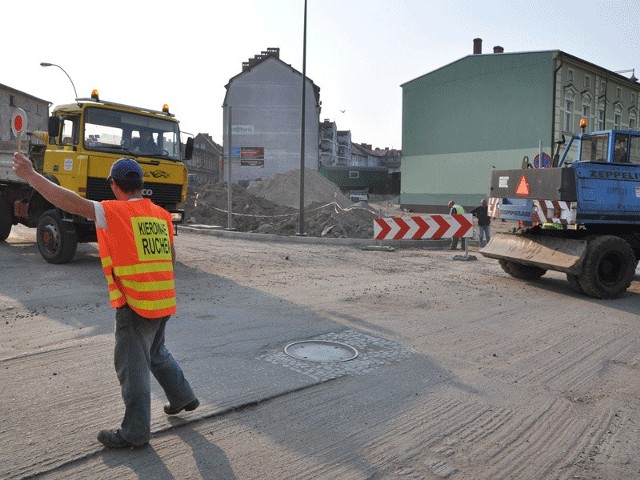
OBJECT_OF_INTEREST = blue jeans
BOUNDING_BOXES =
[114,305,196,445]
[478,225,491,247]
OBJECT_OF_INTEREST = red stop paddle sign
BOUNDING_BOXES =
[11,108,28,137]
[12,108,28,151]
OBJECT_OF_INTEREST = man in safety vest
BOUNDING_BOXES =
[13,153,199,449]
[448,200,466,250]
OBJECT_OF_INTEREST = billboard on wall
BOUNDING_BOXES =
[240,147,264,167]
[230,146,264,166]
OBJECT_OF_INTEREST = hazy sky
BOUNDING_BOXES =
[3,0,639,150]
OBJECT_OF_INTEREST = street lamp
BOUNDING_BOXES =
[40,62,78,99]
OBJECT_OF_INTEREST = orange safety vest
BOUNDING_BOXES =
[96,199,176,319]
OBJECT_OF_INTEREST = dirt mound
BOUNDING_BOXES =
[247,168,353,209]
[183,169,379,238]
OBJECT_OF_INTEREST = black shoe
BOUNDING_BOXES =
[164,398,200,415]
[97,429,144,448]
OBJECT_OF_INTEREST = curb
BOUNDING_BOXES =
[178,224,451,249]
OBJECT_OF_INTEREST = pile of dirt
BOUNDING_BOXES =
[183,169,380,238]
[247,168,353,209]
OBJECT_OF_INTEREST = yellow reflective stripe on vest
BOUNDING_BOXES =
[125,295,176,312]
[101,256,113,269]
[113,261,173,277]
[109,288,124,302]
[119,278,175,292]
[104,268,124,302]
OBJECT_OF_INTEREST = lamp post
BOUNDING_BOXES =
[297,0,308,236]
[40,62,78,99]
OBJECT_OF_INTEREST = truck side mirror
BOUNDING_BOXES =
[184,137,194,161]
[47,117,61,144]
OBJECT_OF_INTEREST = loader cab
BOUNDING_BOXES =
[560,130,640,166]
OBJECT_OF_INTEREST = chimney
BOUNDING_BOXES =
[473,38,482,55]
[493,45,504,53]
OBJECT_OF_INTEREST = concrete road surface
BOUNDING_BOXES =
[1,225,640,479]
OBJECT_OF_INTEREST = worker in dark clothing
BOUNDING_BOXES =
[470,198,491,247]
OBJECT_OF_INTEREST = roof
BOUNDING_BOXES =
[0,83,50,104]
[223,49,320,106]
[401,49,640,89]
[194,133,223,153]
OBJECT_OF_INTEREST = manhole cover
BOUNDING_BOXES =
[284,340,359,362]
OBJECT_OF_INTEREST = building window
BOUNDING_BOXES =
[616,87,622,99]
[564,99,574,132]
[349,170,359,179]
[599,109,605,130]
[630,117,636,130]
[584,76,591,89]
[567,69,574,83]
[10,95,16,107]
[614,114,621,129]
[583,105,591,120]
[632,93,637,105]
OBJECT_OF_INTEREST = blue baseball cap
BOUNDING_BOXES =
[108,158,143,181]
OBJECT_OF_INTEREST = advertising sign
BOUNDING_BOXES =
[240,147,264,167]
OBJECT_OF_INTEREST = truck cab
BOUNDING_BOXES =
[2,90,193,263]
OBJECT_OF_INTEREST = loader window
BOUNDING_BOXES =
[629,136,640,164]
[613,134,629,163]
[579,134,609,162]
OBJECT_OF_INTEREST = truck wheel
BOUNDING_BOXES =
[0,196,13,241]
[578,235,636,299]
[498,259,546,280]
[37,210,78,264]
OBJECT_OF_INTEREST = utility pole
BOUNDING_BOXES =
[297,0,308,236]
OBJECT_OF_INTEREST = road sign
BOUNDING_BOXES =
[373,214,473,241]
[11,108,28,151]
[533,152,551,168]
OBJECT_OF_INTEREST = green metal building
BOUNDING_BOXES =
[401,43,640,212]
[319,165,389,193]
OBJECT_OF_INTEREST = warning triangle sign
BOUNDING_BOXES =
[516,176,530,196]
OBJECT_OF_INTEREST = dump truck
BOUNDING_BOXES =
[0,90,193,263]
[480,119,640,298]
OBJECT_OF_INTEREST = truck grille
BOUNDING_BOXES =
[86,177,182,209]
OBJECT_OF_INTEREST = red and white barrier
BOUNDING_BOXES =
[373,214,473,241]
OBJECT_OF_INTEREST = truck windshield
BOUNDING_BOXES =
[83,107,182,161]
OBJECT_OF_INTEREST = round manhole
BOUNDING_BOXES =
[284,340,359,362]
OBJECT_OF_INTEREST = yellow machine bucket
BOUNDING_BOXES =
[480,233,588,274]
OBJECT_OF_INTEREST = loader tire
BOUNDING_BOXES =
[498,259,546,280]
[566,274,584,294]
[577,235,635,299]
[0,196,13,241]
[37,209,77,264]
